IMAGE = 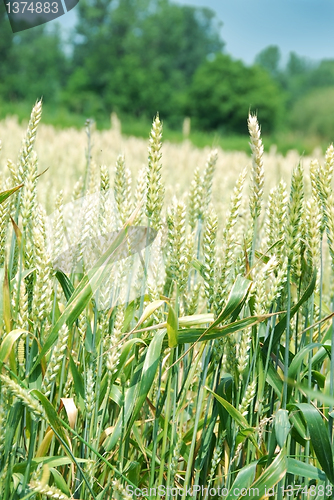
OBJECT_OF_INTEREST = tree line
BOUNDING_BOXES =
[1,0,334,137]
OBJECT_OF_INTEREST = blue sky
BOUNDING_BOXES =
[178,0,334,65]
[57,0,334,65]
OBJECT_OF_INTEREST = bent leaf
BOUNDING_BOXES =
[242,450,287,499]
[0,328,29,364]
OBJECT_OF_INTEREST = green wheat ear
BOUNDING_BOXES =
[286,161,304,275]
[146,114,164,230]
[17,99,43,186]
[203,207,218,311]
[114,154,133,225]
[248,113,264,221]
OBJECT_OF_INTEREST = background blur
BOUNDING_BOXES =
[1,0,334,153]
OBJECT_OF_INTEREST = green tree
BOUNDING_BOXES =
[308,59,334,88]
[0,2,17,100]
[255,45,281,79]
[66,0,223,123]
[281,51,315,103]
[0,2,67,106]
[188,53,283,134]
[10,25,67,104]
[290,87,334,139]
[286,51,311,77]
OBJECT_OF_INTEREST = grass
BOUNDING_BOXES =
[1,102,334,499]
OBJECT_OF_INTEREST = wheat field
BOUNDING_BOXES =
[0,101,334,499]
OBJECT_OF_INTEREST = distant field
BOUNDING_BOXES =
[0,100,331,156]
[0,112,321,214]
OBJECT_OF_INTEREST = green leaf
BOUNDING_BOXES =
[198,411,219,470]
[242,450,287,499]
[132,300,166,334]
[191,258,205,276]
[109,384,123,406]
[160,275,252,346]
[295,383,334,408]
[105,328,166,451]
[290,411,308,442]
[310,340,331,367]
[255,239,283,264]
[167,304,178,348]
[128,327,166,428]
[3,263,11,333]
[0,184,23,204]
[311,370,325,389]
[116,338,146,376]
[235,427,257,448]
[225,462,257,499]
[10,215,22,247]
[178,313,214,327]
[55,270,75,301]
[290,403,334,484]
[49,468,71,496]
[287,342,322,401]
[32,390,97,499]
[287,458,326,481]
[69,354,85,400]
[207,387,260,452]
[3,402,23,467]
[263,269,317,353]
[32,390,68,444]
[207,388,249,429]
[205,275,252,333]
[275,409,291,448]
[123,300,136,332]
[177,316,263,344]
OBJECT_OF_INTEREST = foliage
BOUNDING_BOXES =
[0,2,67,104]
[3,0,334,138]
[63,0,223,123]
[188,53,284,133]
[256,46,334,138]
[9,25,67,104]
[254,45,281,79]
[0,0,288,134]
[289,86,334,139]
